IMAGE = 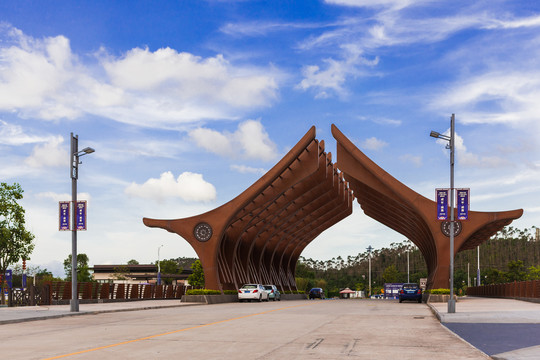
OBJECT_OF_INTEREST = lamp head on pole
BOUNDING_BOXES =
[81,147,95,154]
[76,147,95,157]
[429,130,451,142]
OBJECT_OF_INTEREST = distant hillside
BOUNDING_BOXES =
[297,226,539,296]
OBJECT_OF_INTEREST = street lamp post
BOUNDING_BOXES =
[430,113,456,313]
[367,245,373,297]
[157,245,164,285]
[407,247,410,283]
[477,246,481,286]
[70,133,95,312]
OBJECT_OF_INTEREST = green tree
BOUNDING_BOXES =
[506,260,527,282]
[0,183,35,304]
[63,253,93,282]
[33,267,59,283]
[382,265,400,283]
[157,259,181,284]
[175,257,198,270]
[315,279,327,290]
[453,269,468,290]
[295,277,310,293]
[127,259,139,265]
[187,259,205,288]
[483,268,506,285]
[112,265,130,280]
[355,282,364,291]
[527,265,540,280]
[295,260,315,279]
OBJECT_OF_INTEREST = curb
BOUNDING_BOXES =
[0,303,204,325]
[427,302,442,322]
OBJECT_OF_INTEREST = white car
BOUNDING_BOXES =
[238,284,269,302]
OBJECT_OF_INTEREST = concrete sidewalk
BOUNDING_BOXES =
[0,299,202,324]
[430,297,540,360]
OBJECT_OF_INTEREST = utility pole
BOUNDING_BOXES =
[367,245,373,297]
[70,133,94,312]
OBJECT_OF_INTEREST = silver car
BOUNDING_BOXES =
[238,284,269,302]
[263,285,281,301]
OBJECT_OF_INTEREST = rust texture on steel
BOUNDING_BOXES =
[331,124,523,289]
[143,126,353,292]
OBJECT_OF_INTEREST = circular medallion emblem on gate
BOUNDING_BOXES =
[193,222,213,242]
[440,221,462,237]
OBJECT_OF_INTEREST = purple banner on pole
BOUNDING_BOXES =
[436,189,449,220]
[457,188,470,220]
[59,201,70,231]
[76,200,87,230]
[5,269,12,289]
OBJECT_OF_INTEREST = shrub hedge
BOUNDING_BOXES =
[186,289,221,295]
[428,288,451,294]
[186,289,239,295]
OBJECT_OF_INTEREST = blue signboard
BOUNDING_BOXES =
[457,188,470,220]
[436,189,449,220]
[59,201,70,231]
[76,201,87,230]
[384,283,403,299]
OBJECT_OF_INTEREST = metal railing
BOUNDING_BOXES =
[6,282,191,307]
[467,280,540,299]
[7,285,50,307]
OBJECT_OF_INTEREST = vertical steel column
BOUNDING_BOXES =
[448,114,456,313]
[70,133,79,312]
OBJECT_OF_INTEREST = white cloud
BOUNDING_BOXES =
[189,120,278,161]
[236,120,277,160]
[103,48,278,109]
[433,131,510,169]
[296,45,379,98]
[399,154,422,167]
[125,171,217,202]
[324,0,424,10]
[430,72,540,128]
[36,192,91,202]
[220,20,327,37]
[0,120,54,145]
[189,127,235,157]
[0,27,98,120]
[0,25,279,127]
[230,164,267,175]
[483,15,540,30]
[361,137,388,151]
[24,136,66,168]
[357,116,402,126]
[299,2,540,99]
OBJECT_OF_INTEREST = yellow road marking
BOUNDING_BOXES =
[42,302,315,359]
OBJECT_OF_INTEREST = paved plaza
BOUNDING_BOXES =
[0,297,539,359]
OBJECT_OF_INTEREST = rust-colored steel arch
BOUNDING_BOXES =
[331,124,523,289]
[143,126,353,292]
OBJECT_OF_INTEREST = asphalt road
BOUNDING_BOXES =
[1,299,489,360]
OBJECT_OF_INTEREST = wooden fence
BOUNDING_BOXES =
[7,282,190,307]
[467,280,540,299]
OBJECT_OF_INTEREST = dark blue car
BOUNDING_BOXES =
[398,283,422,303]
[309,287,325,299]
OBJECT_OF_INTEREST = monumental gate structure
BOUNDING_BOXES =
[144,125,522,291]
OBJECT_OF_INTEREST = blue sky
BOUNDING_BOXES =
[1,1,539,277]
